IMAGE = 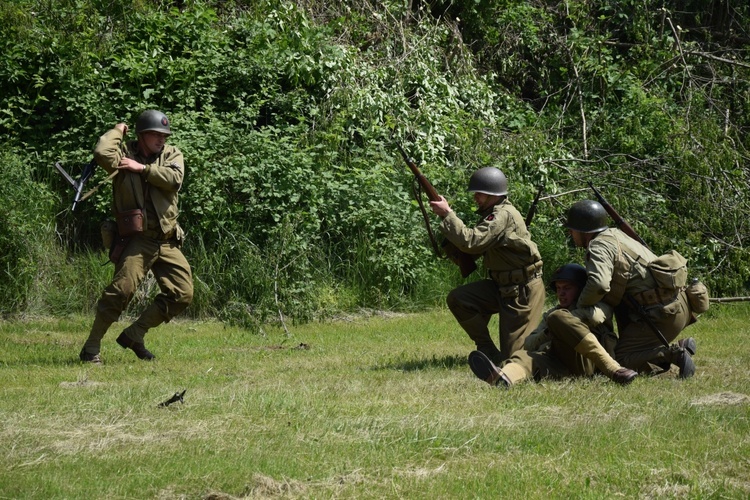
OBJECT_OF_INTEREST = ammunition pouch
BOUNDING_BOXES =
[116,208,144,237]
[101,219,130,265]
[497,284,519,299]
[490,261,543,286]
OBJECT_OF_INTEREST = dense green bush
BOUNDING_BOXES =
[0,0,748,321]
[0,150,58,315]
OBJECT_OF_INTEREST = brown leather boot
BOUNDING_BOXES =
[468,351,511,388]
[611,367,638,385]
[575,333,637,385]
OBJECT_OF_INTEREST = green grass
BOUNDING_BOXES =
[1,304,748,498]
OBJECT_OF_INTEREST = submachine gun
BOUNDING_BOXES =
[55,159,97,211]
[397,144,477,278]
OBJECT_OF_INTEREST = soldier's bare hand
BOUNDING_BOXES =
[429,196,452,218]
[118,157,145,173]
[114,123,129,136]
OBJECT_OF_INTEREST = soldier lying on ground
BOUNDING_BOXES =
[467,263,639,387]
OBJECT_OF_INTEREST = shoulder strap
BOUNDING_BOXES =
[599,232,646,307]
[413,180,444,259]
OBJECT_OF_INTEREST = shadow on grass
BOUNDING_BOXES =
[373,354,467,372]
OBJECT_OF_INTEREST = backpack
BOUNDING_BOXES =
[647,250,688,291]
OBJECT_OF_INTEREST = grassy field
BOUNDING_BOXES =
[1,303,748,499]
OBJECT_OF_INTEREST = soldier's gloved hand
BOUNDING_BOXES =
[524,330,550,351]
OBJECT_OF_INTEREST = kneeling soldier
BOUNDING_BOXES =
[429,167,545,366]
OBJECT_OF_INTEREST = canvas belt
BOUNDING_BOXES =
[490,261,543,286]
[630,287,682,307]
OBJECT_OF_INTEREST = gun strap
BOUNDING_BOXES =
[413,179,444,259]
[624,294,671,347]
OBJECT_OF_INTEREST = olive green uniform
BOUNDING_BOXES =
[440,199,545,363]
[578,228,692,372]
[81,128,193,356]
[498,303,621,384]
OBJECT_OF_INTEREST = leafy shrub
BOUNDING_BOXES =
[0,149,57,315]
[1,0,749,322]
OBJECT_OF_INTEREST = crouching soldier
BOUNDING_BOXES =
[564,200,701,377]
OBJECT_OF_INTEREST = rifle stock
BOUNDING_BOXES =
[588,181,648,247]
[397,144,477,278]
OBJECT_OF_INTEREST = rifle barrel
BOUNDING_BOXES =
[397,144,441,201]
[588,182,648,247]
[525,185,544,227]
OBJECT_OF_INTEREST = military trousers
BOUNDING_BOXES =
[82,234,193,354]
[499,309,603,385]
[447,276,545,363]
[615,291,692,372]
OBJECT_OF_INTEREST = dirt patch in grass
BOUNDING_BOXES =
[59,377,105,389]
[246,473,307,498]
[689,392,750,406]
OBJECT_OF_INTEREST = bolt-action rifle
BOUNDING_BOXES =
[587,182,671,349]
[588,181,648,247]
[525,185,544,227]
[397,144,477,278]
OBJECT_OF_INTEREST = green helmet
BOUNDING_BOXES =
[467,167,508,196]
[135,109,171,135]
[549,263,587,292]
[566,200,608,233]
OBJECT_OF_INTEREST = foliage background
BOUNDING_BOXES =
[1,0,749,324]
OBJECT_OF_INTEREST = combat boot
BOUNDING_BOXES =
[468,351,511,388]
[678,337,697,356]
[574,333,637,385]
[672,342,695,379]
[79,314,113,363]
[79,348,102,365]
[116,332,155,360]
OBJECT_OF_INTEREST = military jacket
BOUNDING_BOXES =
[94,128,185,236]
[440,199,541,272]
[577,228,657,308]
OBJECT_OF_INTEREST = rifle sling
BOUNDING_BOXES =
[413,180,444,259]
